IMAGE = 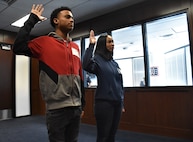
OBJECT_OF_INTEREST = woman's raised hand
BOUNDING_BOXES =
[89,30,96,44]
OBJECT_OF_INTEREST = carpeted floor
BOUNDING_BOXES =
[0,115,191,142]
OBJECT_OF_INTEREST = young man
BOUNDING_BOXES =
[13,4,85,142]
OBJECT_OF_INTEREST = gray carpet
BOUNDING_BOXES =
[0,115,191,142]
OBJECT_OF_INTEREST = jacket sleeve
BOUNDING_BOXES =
[82,43,97,74]
[13,13,40,56]
[81,80,86,110]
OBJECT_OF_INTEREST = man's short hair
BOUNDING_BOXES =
[50,6,72,28]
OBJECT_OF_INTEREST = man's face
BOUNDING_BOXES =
[54,10,74,32]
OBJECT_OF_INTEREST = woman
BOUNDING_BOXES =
[83,30,124,142]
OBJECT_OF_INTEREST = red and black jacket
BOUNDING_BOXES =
[13,13,85,110]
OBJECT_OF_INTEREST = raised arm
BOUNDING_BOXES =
[13,4,46,56]
[82,30,97,73]
[89,30,96,44]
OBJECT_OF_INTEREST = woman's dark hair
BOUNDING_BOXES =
[95,35,107,52]
[95,35,113,60]
[50,6,72,28]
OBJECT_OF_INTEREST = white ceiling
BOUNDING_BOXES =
[0,0,145,36]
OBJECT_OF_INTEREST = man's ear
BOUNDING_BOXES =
[53,18,58,25]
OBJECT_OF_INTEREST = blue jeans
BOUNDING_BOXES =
[46,106,82,142]
[94,100,122,142]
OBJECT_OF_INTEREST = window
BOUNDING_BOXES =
[78,12,192,88]
[112,25,145,87]
[146,13,192,86]
[73,39,81,56]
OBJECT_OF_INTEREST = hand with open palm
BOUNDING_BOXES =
[89,30,96,44]
[31,4,47,21]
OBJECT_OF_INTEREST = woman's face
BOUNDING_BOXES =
[106,35,114,52]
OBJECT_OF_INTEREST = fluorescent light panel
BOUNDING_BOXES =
[11,14,30,27]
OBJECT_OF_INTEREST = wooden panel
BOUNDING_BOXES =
[0,48,13,109]
[136,90,191,128]
[82,88,193,140]
[0,33,3,42]
[3,31,16,44]
[134,89,193,139]
[30,58,46,115]
[31,90,45,115]
[81,89,96,124]
[30,58,40,91]
[0,30,17,44]
[119,91,136,126]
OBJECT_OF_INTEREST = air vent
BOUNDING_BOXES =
[0,0,16,5]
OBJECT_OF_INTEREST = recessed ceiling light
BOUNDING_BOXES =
[11,14,30,28]
[11,14,47,28]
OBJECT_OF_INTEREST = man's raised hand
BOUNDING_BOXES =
[31,4,47,21]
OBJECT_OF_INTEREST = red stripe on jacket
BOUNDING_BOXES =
[28,36,83,79]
